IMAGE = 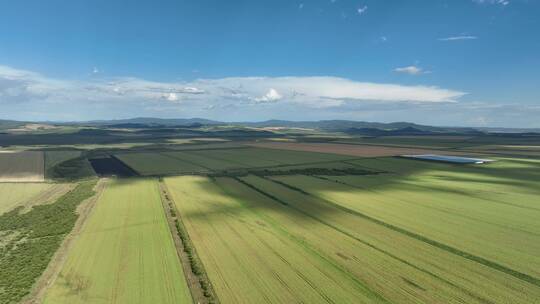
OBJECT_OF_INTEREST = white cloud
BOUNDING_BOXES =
[5,66,538,127]
[254,88,283,103]
[165,93,179,102]
[92,67,100,74]
[394,66,428,75]
[0,65,466,116]
[473,0,509,5]
[357,5,368,15]
[438,35,478,41]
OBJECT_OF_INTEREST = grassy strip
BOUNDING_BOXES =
[0,180,97,304]
[267,177,540,288]
[160,180,218,304]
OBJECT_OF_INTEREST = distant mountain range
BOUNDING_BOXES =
[1,117,539,134]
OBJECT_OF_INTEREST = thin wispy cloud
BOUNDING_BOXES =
[473,0,510,5]
[439,35,478,41]
[394,66,429,75]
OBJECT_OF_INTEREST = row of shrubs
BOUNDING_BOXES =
[209,167,378,178]
[163,189,217,304]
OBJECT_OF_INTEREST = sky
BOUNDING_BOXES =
[0,0,539,127]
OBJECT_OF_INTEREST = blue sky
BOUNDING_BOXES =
[0,0,539,127]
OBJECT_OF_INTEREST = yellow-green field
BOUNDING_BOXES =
[165,175,386,304]
[165,156,540,303]
[0,151,44,182]
[0,183,64,214]
[43,179,192,304]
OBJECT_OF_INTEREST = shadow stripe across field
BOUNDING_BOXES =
[234,177,495,304]
[264,177,540,288]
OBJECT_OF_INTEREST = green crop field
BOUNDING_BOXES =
[43,179,193,304]
[164,156,540,303]
[165,175,387,304]
[115,152,209,175]
[116,147,351,176]
[269,158,540,277]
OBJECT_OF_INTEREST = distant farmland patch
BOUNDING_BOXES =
[116,147,350,176]
[0,151,44,182]
[248,142,457,157]
[88,156,138,177]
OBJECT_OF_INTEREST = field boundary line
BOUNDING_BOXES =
[267,177,540,288]
[226,177,392,304]
[159,179,219,304]
[159,152,213,171]
[312,175,540,237]
[22,178,106,304]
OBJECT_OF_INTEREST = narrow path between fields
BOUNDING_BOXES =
[159,180,219,304]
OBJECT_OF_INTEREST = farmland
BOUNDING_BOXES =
[116,147,350,176]
[0,151,44,182]
[43,179,192,304]
[165,175,386,304]
[0,183,74,215]
[0,120,539,304]
[248,141,462,157]
[165,158,540,303]
[0,181,97,304]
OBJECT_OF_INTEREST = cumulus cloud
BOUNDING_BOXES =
[254,88,283,103]
[165,92,179,102]
[439,35,478,41]
[394,66,428,75]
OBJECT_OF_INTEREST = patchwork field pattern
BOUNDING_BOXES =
[0,151,44,182]
[43,179,192,304]
[166,156,540,303]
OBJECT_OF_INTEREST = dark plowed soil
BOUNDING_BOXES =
[89,156,138,177]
